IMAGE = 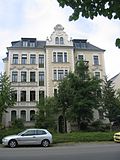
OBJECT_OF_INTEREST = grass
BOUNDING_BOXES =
[53,131,115,144]
[0,128,116,144]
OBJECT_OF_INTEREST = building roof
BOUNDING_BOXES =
[73,39,105,51]
[8,38,46,49]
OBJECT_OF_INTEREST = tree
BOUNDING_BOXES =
[0,72,15,126]
[35,97,57,130]
[57,73,75,132]
[69,61,102,130]
[57,61,102,131]
[102,76,120,123]
[57,0,120,48]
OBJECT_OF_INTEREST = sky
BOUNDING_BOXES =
[0,0,120,79]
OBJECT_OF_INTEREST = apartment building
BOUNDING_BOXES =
[2,24,106,127]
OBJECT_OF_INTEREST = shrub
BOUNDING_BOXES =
[11,118,24,129]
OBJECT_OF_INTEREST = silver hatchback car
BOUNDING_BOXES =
[2,128,52,148]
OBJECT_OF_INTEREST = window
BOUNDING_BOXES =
[65,70,68,77]
[55,37,59,44]
[21,54,27,64]
[95,72,100,79]
[57,52,63,62]
[54,89,57,97]
[21,71,27,82]
[13,54,18,64]
[53,52,56,62]
[93,55,99,65]
[21,110,26,121]
[30,91,35,101]
[12,71,18,82]
[30,72,35,82]
[58,70,64,80]
[21,91,26,101]
[54,70,57,80]
[39,55,44,68]
[39,72,44,86]
[78,55,84,61]
[30,54,36,64]
[36,130,47,135]
[23,41,28,47]
[53,52,67,63]
[11,91,17,102]
[53,69,68,80]
[23,130,35,136]
[30,42,35,47]
[64,52,67,62]
[30,110,35,121]
[11,110,17,121]
[39,91,44,100]
[60,37,64,44]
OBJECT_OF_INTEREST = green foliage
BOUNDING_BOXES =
[11,118,24,129]
[57,61,102,131]
[0,72,15,123]
[57,0,120,48]
[35,97,57,131]
[101,77,120,122]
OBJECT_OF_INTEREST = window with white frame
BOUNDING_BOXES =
[21,54,27,64]
[39,71,44,86]
[93,55,99,65]
[13,54,18,64]
[12,71,18,82]
[21,91,26,101]
[78,54,84,61]
[30,54,36,64]
[60,37,64,44]
[30,91,35,101]
[39,54,44,68]
[53,52,67,63]
[21,71,27,82]
[30,72,35,82]
[53,69,68,80]
[55,37,59,44]
[95,72,100,79]
[23,41,28,47]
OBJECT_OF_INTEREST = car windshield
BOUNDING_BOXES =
[17,130,26,136]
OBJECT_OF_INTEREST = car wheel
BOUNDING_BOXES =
[8,140,17,148]
[41,139,50,147]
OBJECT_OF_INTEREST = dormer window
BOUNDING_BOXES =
[23,41,28,47]
[60,37,64,44]
[30,42,35,47]
[55,37,59,44]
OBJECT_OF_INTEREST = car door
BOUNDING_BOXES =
[17,130,37,145]
[35,130,47,144]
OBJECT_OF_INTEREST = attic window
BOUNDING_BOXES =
[30,42,35,47]
[55,37,59,44]
[23,41,28,47]
[60,37,64,44]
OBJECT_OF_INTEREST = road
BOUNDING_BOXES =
[0,143,120,160]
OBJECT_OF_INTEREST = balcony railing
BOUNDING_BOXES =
[11,82,38,87]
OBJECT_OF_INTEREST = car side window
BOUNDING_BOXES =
[36,130,47,135]
[22,130,36,136]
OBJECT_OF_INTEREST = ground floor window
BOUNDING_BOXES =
[21,110,26,121]
[30,110,35,121]
[11,110,17,121]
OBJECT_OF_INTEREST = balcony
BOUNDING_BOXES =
[11,82,38,87]
[14,101,37,107]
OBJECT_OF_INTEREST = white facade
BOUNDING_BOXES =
[3,24,106,127]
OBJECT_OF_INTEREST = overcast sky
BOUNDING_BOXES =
[0,0,120,78]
